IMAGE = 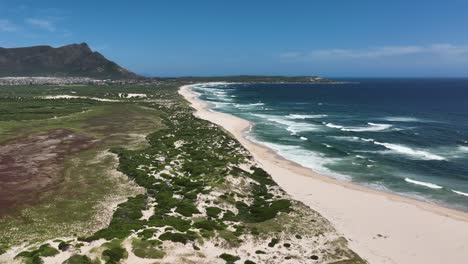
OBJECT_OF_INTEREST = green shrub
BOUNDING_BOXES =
[148,217,191,232]
[175,201,200,217]
[85,195,147,241]
[137,228,156,239]
[193,220,225,231]
[159,232,196,244]
[268,238,280,247]
[218,230,242,246]
[102,246,126,264]
[219,253,240,263]
[63,254,93,264]
[206,207,222,218]
[15,243,60,263]
[131,239,165,259]
[58,241,71,251]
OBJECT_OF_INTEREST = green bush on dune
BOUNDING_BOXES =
[219,253,241,263]
[15,243,60,264]
[63,254,93,264]
[102,246,127,264]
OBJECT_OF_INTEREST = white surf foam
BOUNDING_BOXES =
[252,114,321,133]
[372,141,446,160]
[234,102,265,109]
[324,122,343,129]
[287,114,328,119]
[404,178,443,189]
[382,117,422,122]
[247,138,349,180]
[342,123,393,132]
[324,122,392,132]
[329,136,361,142]
[452,190,468,197]
[458,146,468,153]
[300,137,308,141]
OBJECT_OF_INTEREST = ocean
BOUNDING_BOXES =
[191,79,468,211]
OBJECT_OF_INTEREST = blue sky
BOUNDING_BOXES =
[1,0,468,77]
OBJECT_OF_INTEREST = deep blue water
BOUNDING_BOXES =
[192,79,468,211]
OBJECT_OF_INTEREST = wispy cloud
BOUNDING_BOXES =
[26,18,56,32]
[0,19,18,32]
[281,44,468,60]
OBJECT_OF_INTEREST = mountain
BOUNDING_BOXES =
[0,43,139,79]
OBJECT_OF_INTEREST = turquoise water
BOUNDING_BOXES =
[192,79,468,211]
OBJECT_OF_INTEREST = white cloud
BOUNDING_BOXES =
[26,18,55,32]
[0,19,18,32]
[281,44,468,60]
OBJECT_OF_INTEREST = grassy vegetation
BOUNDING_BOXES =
[0,85,164,251]
[131,239,165,259]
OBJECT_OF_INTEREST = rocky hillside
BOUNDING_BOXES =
[0,43,139,79]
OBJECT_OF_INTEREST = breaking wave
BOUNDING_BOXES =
[404,178,443,189]
[251,114,322,133]
[452,190,468,197]
[287,114,328,119]
[372,141,445,161]
[382,117,423,122]
[233,102,265,109]
[247,139,349,180]
[324,122,392,132]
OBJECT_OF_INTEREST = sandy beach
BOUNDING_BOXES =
[180,83,468,264]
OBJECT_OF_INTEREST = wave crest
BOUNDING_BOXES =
[404,178,443,189]
[288,114,328,119]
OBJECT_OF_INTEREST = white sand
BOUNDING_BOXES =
[118,93,147,98]
[179,83,468,264]
[43,95,119,102]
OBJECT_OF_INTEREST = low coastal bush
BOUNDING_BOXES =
[15,243,60,261]
[175,201,200,217]
[137,228,156,239]
[206,206,222,218]
[131,239,165,259]
[219,253,241,263]
[63,254,93,264]
[218,230,242,246]
[159,232,196,244]
[268,238,280,247]
[193,219,225,231]
[147,216,192,232]
[58,241,71,251]
[102,246,127,264]
[84,195,147,241]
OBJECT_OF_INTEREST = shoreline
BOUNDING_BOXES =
[179,83,468,264]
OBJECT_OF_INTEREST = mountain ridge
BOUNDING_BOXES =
[0,43,139,79]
